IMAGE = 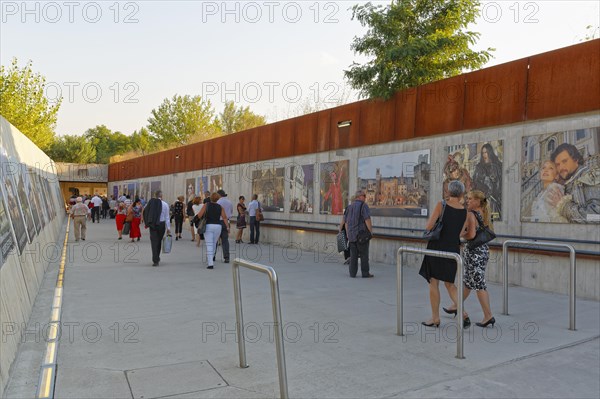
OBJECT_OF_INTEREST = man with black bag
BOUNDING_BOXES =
[342,190,373,278]
[143,190,171,266]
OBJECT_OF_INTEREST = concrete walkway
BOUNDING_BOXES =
[5,219,600,398]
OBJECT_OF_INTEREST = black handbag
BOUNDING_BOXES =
[423,200,446,241]
[467,211,496,249]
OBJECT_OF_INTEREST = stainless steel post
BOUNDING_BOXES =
[232,259,289,398]
[502,240,577,330]
[396,246,464,359]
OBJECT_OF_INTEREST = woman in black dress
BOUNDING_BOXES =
[419,180,468,327]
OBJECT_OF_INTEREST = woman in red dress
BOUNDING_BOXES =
[324,167,344,215]
[129,199,143,242]
[115,201,127,240]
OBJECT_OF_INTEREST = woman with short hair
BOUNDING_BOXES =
[195,192,229,269]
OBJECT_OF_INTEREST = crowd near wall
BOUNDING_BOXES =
[0,117,66,397]
[109,41,600,301]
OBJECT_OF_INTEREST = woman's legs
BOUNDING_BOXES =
[445,282,470,318]
[476,289,493,322]
[427,278,441,323]
[204,224,222,267]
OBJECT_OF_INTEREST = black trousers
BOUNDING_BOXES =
[149,222,166,264]
[91,207,100,222]
[220,221,230,260]
[174,215,184,235]
[349,240,370,277]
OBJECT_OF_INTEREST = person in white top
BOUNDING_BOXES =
[247,194,263,244]
[191,196,205,246]
[216,190,234,262]
[90,194,103,223]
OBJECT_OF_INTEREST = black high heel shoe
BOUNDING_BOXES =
[421,321,440,328]
[476,317,495,328]
[443,307,458,317]
[463,317,471,328]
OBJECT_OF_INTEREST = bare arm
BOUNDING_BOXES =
[425,202,442,231]
[461,212,477,240]
[365,218,373,233]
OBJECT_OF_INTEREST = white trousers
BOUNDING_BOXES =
[204,223,222,266]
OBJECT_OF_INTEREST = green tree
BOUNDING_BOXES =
[147,94,219,145]
[84,125,132,163]
[130,127,153,155]
[345,0,494,99]
[0,58,61,150]
[218,101,267,134]
[47,135,96,163]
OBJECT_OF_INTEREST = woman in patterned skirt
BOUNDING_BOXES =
[444,190,495,328]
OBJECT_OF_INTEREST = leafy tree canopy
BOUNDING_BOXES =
[47,135,96,164]
[345,0,494,99]
[0,58,61,150]
[84,125,132,163]
[147,94,219,146]
[218,101,267,134]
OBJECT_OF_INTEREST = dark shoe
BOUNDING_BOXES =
[175,237,178,241]
[362,273,374,278]
[463,317,471,328]
[443,307,458,317]
[421,321,440,328]
[343,258,350,265]
[81,238,85,241]
[224,259,230,263]
[152,262,159,267]
[207,266,214,269]
[476,317,496,328]
[137,238,140,241]
[118,237,122,240]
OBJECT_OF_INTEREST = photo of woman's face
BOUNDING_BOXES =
[540,161,558,183]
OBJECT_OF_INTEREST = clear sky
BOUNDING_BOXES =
[1,1,599,137]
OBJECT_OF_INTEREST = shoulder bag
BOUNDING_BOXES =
[467,211,496,249]
[423,200,446,241]
[256,202,264,222]
[356,202,373,244]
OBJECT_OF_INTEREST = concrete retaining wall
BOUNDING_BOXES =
[110,112,600,300]
[0,117,66,397]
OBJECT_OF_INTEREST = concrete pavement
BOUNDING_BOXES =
[5,219,600,398]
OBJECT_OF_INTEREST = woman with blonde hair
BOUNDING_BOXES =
[443,190,495,327]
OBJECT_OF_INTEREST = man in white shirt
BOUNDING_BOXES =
[90,194,103,223]
[247,194,262,244]
[142,190,171,266]
[217,189,234,262]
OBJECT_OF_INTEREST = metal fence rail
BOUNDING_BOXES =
[397,246,466,359]
[502,240,577,330]
[232,259,288,399]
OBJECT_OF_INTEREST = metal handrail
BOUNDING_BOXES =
[397,246,465,359]
[232,259,288,399]
[502,240,577,330]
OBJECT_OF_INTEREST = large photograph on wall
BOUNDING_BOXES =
[252,168,285,212]
[140,182,150,201]
[185,178,196,202]
[150,181,162,196]
[29,169,48,230]
[444,140,504,220]
[210,175,223,193]
[13,159,37,242]
[0,189,16,266]
[521,127,600,223]
[320,160,349,215]
[288,164,314,213]
[21,164,42,234]
[0,150,28,252]
[358,150,431,217]
[197,176,208,197]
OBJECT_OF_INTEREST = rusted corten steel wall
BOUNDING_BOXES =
[109,40,600,181]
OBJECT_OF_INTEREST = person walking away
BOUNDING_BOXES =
[172,196,185,240]
[342,190,373,278]
[419,180,469,328]
[216,189,233,262]
[192,196,204,246]
[143,191,171,266]
[186,197,196,241]
[247,194,263,244]
[195,192,229,269]
[443,190,496,327]
[70,197,90,241]
[128,199,144,242]
[115,201,127,240]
